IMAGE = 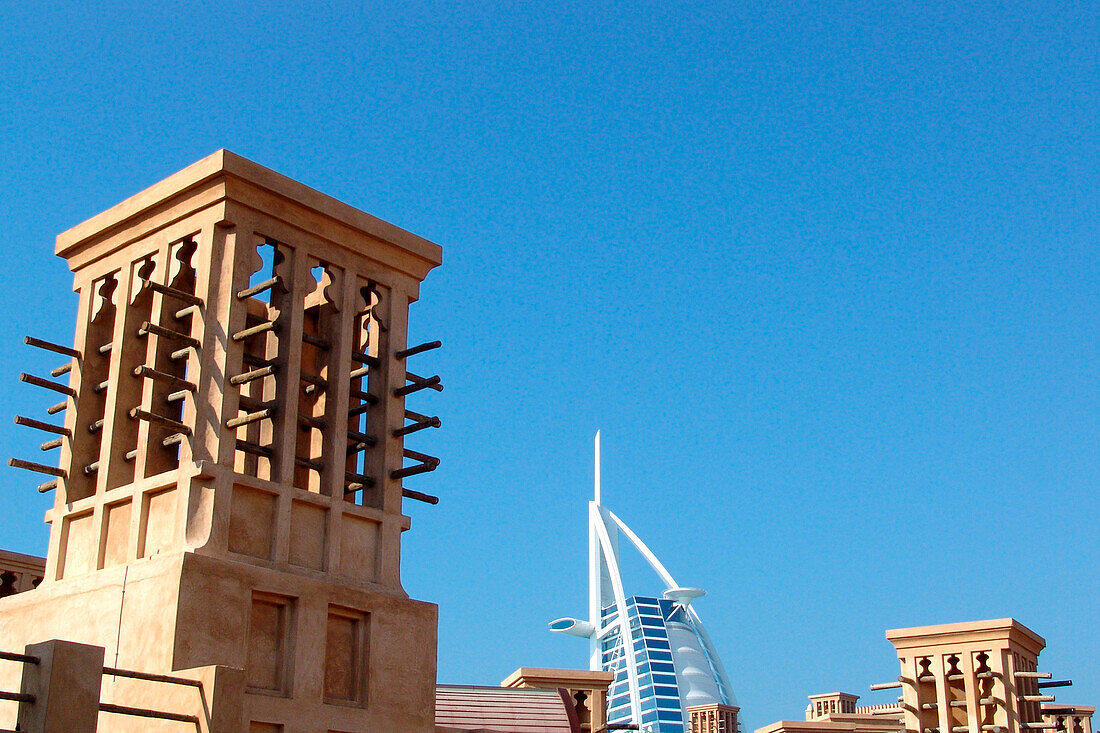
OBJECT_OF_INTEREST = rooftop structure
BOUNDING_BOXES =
[0,550,45,598]
[0,150,444,731]
[551,433,737,733]
[759,619,1093,733]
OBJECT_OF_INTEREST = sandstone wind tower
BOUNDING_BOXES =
[1,151,443,732]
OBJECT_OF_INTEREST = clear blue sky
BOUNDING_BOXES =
[1,1,1097,729]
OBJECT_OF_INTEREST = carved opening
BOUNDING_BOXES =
[233,238,286,480]
[0,571,17,598]
[294,261,340,493]
[945,654,967,728]
[72,272,119,499]
[915,656,938,733]
[106,260,152,490]
[345,282,383,508]
[143,237,198,476]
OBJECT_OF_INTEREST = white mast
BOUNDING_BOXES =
[594,429,601,505]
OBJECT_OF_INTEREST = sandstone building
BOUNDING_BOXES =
[758,619,1093,733]
[1,150,445,732]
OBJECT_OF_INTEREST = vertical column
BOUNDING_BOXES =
[961,651,980,733]
[212,222,251,469]
[191,219,232,467]
[17,640,105,733]
[42,276,95,582]
[269,251,306,564]
[380,286,411,513]
[935,654,951,733]
[272,249,305,487]
[97,263,135,494]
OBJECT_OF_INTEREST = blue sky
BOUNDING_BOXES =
[1,1,1097,728]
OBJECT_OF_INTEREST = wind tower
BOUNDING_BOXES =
[551,433,738,733]
[2,151,444,731]
[884,619,1067,733]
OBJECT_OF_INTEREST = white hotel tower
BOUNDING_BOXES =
[550,433,739,733]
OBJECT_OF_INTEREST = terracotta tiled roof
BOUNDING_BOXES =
[436,685,579,733]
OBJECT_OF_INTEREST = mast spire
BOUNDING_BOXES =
[594,430,601,505]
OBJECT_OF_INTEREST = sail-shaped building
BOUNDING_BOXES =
[550,433,739,733]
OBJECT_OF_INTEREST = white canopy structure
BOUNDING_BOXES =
[550,432,736,732]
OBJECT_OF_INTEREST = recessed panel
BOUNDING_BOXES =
[102,500,132,568]
[338,514,379,582]
[288,500,326,571]
[59,511,96,578]
[229,485,277,560]
[140,488,176,558]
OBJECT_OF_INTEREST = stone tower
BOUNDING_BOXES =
[888,619,1054,733]
[1,150,443,731]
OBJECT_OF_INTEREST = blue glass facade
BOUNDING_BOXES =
[601,596,718,733]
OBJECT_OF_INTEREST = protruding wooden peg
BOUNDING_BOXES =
[295,456,324,472]
[8,458,65,478]
[146,281,203,306]
[174,304,200,321]
[47,401,67,415]
[14,416,71,437]
[236,276,284,300]
[393,414,441,437]
[390,448,440,479]
[39,438,62,451]
[138,322,200,348]
[344,470,376,490]
[129,408,191,434]
[350,389,378,404]
[298,413,326,431]
[396,340,441,359]
[20,373,76,397]
[346,429,377,448]
[133,365,196,392]
[37,479,57,493]
[300,372,327,396]
[351,350,379,367]
[243,354,277,369]
[346,442,372,456]
[82,461,99,476]
[393,374,441,397]
[230,365,276,386]
[88,419,104,434]
[401,487,439,504]
[24,336,80,359]
[165,390,189,403]
[169,346,193,362]
[406,371,443,392]
[302,333,331,350]
[50,362,73,377]
[348,402,374,418]
[232,321,278,342]
[226,408,274,429]
[235,439,273,458]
